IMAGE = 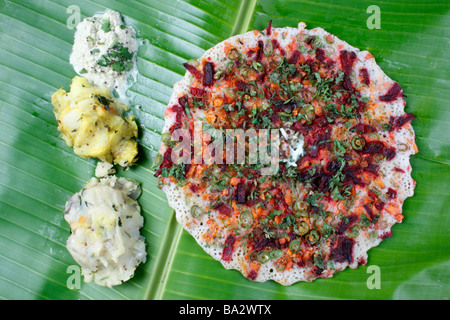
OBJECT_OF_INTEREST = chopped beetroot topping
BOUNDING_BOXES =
[363,141,385,154]
[363,204,375,220]
[339,50,357,75]
[154,147,173,178]
[183,62,203,80]
[312,266,324,276]
[379,82,402,102]
[203,62,214,86]
[169,104,186,123]
[374,200,385,211]
[363,141,396,160]
[288,50,302,65]
[364,161,380,175]
[255,40,264,61]
[178,96,188,108]
[332,235,354,263]
[222,235,236,261]
[249,228,280,252]
[380,231,393,240]
[391,112,416,130]
[359,68,370,85]
[394,167,405,173]
[190,86,206,97]
[315,48,325,62]
[247,269,258,281]
[189,183,199,193]
[326,159,341,174]
[236,184,247,204]
[383,147,396,160]
[343,165,364,186]
[214,201,232,216]
[266,20,272,36]
[387,188,397,198]
[271,39,285,56]
[337,215,359,234]
[305,36,315,47]
[270,112,281,126]
[350,123,376,133]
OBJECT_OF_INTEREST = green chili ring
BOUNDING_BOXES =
[306,230,320,245]
[257,251,271,264]
[227,48,240,60]
[294,221,310,236]
[239,211,253,228]
[294,200,309,217]
[351,135,366,151]
[269,249,283,260]
[190,205,203,218]
[289,239,301,253]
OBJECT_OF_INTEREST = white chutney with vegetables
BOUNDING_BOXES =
[64,175,146,287]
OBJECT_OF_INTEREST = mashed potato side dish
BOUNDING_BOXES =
[51,76,138,167]
[64,175,146,287]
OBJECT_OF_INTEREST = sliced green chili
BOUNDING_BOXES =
[257,251,270,264]
[295,221,309,236]
[227,49,240,60]
[306,230,320,245]
[294,200,308,217]
[351,135,366,151]
[190,205,203,218]
[269,249,283,260]
[239,211,253,228]
[289,239,301,253]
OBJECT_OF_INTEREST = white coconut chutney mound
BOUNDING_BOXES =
[70,9,139,101]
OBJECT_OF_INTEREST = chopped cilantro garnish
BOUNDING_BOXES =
[97,42,134,73]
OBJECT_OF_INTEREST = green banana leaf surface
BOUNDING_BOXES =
[0,0,449,300]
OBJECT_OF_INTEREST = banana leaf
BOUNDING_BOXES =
[0,0,448,300]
